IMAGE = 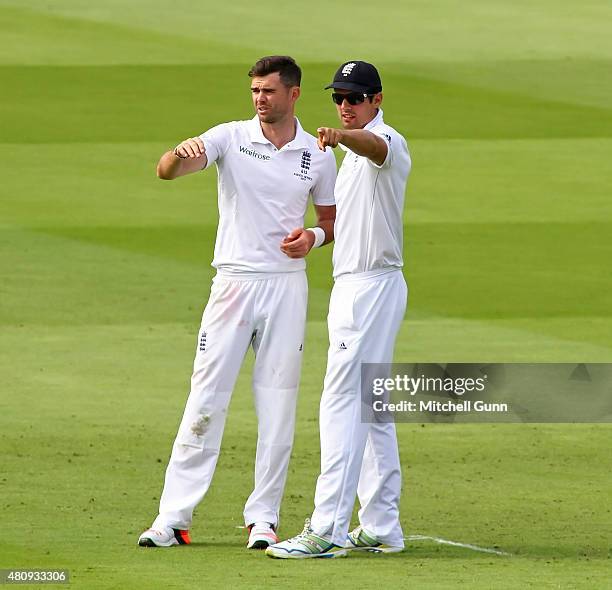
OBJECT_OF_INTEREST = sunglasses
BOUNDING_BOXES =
[331,92,374,106]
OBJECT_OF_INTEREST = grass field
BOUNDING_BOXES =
[1,1,611,588]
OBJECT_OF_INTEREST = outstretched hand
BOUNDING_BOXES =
[317,127,342,151]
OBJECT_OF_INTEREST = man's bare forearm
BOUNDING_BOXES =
[157,151,207,180]
[318,219,335,245]
[337,129,387,165]
[157,137,208,180]
[314,204,336,245]
[318,127,387,166]
[157,151,182,180]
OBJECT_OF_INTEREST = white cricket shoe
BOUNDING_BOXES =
[138,526,191,547]
[345,525,403,553]
[246,522,279,549]
[265,519,347,559]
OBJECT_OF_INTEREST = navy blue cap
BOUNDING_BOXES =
[324,61,382,93]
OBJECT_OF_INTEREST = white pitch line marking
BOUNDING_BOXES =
[236,526,510,555]
[406,534,511,556]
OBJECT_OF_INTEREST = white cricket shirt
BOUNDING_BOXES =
[332,109,411,279]
[200,117,336,274]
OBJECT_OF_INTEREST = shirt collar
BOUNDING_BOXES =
[248,116,310,150]
[248,116,269,144]
[364,108,384,131]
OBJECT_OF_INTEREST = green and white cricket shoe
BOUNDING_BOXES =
[265,519,347,559]
[345,526,403,553]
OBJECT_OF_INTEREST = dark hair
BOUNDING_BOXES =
[248,56,301,87]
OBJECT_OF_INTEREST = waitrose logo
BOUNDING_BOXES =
[239,145,270,160]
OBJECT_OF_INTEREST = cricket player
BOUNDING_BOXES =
[267,61,411,558]
[138,56,337,550]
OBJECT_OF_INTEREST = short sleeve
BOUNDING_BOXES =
[311,148,337,206]
[199,123,233,169]
[369,127,394,170]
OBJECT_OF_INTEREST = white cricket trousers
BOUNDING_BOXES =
[310,269,407,547]
[152,271,307,530]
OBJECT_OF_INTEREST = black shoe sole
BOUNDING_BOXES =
[138,538,157,547]
[249,540,271,550]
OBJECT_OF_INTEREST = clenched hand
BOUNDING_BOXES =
[280,228,316,258]
[317,127,343,151]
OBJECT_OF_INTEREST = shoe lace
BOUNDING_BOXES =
[292,519,330,552]
[295,518,314,540]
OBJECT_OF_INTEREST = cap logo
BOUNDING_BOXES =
[341,62,356,76]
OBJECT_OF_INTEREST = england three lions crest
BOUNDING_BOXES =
[294,150,313,181]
